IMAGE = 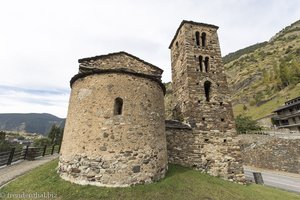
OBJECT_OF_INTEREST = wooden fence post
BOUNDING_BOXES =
[51,145,55,155]
[42,145,47,156]
[253,172,264,184]
[7,148,15,165]
[58,144,61,153]
[24,146,29,159]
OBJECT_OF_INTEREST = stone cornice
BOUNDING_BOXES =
[70,68,166,95]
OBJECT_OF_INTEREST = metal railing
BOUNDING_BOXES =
[0,144,60,167]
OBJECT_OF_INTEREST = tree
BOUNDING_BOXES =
[33,137,52,147]
[17,136,25,140]
[254,91,264,105]
[0,140,12,152]
[235,115,262,134]
[279,63,290,87]
[48,125,64,145]
[0,131,6,140]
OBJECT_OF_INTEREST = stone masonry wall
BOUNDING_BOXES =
[165,121,194,166]
[59,73,167,187]
[166,124,245,182]
[239,135,300,174]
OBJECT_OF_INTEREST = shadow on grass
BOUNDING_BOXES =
[165,164,192,178]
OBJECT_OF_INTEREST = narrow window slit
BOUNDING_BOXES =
[204,81,211,102]
[114,97,123,115]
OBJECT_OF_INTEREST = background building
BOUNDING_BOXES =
[272,96,300,132]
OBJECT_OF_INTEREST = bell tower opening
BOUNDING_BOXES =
[198,56,203,72]
[204,57,209,72]
[195,31,200,46]
[201,32,206,47]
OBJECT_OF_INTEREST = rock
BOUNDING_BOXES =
[143,159,150,164]
[87,171,96,178]
[100,146,107,151]
[101,174,110,184]
[103,132,109,138]
[71,168,81,173]
[123,152,131,157]
[102,162,110,169]
[78,166,88,171]
[132,165,140,173]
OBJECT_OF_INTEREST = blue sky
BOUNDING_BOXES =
[0,0,299,117]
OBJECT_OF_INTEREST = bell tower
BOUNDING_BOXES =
[169,20,235,134]
[168,20,245,182]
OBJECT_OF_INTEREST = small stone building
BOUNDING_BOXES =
[59,20,245,187]
[58,52,168,187]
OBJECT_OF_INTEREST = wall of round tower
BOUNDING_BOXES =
[58,72,167,187]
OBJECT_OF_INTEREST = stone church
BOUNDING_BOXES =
[58,20,245,187]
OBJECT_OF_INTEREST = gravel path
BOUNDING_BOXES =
[0,155,58,188]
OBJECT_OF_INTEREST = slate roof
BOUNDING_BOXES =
[78,51,163,74]
[274,100,300,112]
[165,120,192,130]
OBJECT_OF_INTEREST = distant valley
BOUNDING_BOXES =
[0,113,65,135]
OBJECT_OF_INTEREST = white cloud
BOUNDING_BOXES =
[0,0,299,117]
[0,85,69,118]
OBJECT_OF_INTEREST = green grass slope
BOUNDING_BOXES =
[1,160,299,200]
[224,20,300,119]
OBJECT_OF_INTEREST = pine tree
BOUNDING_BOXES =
[48,125,63,144]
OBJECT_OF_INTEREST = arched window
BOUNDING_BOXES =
[204,81,211,102]
[204,57,209,72]
[198,56,203,72]
[195,31,200,46]
[114,97,123,115]
[201,32,206,47]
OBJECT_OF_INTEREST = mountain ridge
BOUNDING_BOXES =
[165,19,300,120]
[224,19,300,119]
[0,113,65,135]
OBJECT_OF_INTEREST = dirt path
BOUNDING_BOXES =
[0,155,58,188]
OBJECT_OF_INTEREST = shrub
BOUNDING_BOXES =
[235,115,263,134]
[33,138,52,147]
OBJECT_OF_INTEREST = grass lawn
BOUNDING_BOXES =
[0,159,299,200]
